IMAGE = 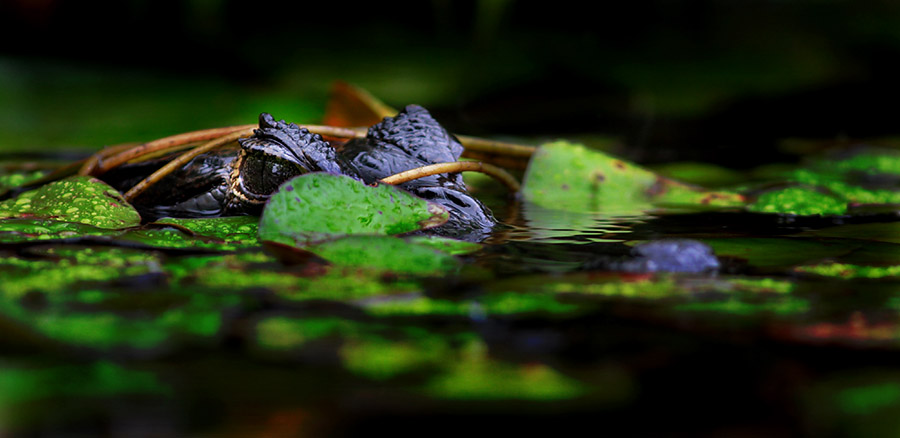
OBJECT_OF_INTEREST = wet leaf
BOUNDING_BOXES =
[0,176,140,229]
[154,216,259,242]
[521,141,745,214]
[403,235,482,256]
[138,216,261,249]
[307,235,458,275]
[0,168,46,195]
[258,173,448,247]
[0,219,120,243]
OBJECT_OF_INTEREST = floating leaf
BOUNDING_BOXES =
[0,219,120,243]
[258,173,448,247]
[0,176,140,229]
[404,235,482,255]
[307,235,458,275]
[521,141,745,214]
[155,216,258,242]
[0,168,45,195]
[147,216,260,248]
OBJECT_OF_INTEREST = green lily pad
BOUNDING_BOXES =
[132,216,261,249]
[362,290,582,318]
[307,235,459,275]
[0,176,140,229]
[0,168,46,195]
[521,141,745,214]
[405,235,482,256]
[154,216,259,243]
[258,173,448,247]
[0,219,120,243]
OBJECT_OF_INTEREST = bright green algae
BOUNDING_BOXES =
[789,169,900,205]
[254,316,594,400]
[0,247,159,298]
[807,148,900,176]
[747,186,848,216]
[795,263,900,279]
[0,247,244,352]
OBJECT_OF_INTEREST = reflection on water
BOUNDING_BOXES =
[501,200,646,244]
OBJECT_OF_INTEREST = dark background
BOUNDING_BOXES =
[2,0,900,166]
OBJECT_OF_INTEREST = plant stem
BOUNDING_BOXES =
[123,129,254,202]
[77,143,139,176]
[92,125,257,176]
[456,134,535,158]
[379,161,520,192]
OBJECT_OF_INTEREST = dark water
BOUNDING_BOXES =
[3,183,899,437]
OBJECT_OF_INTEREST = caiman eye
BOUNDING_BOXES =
[240,154,305,196]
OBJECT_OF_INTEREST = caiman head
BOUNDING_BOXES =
[227,113,344,209]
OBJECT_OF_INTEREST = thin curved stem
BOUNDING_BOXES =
[93,125,257,176]
[459,150,530,170]
[378,161,520,192]
[456,135,535,158]
[77,143,138,176]
[93,124,366,177]
[123,129,254,202]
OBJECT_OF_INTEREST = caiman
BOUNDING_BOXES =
[101,105,497,241]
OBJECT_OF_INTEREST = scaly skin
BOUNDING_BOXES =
[103,106,496,241]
